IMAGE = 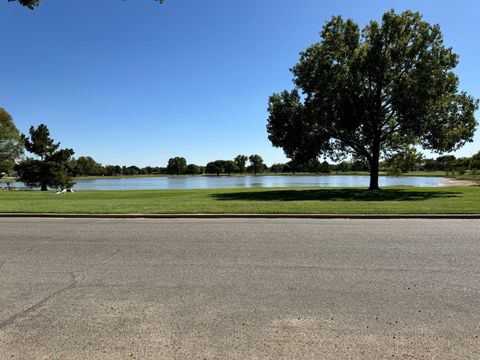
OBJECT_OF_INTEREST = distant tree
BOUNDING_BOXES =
[166,157,187,175]
[248,154,264,175]
[436,155,456,172]
[16,124,75,191]
[105,165,120,176]
[267,10,478,190]
[72,156,102,176]
[422,159,438,172]
[142,166,163,175]
[223,160,237,175]
[301,159,317,173]
[385,147,424,175]
[306,159,330,173]
[283,158,330,173]
[0,108,23,175]
[319,161,331,174]
[205,160,225,176]
[450,156,470,175]
[334,161,351,173]
[143,166,154,174]
[7,0,164,9]
[122,165,141,175]
[282,163,292,173]
[186,164,202,175]
[350,159,370,172]
[234,155,248,174]
[270,163,285,173]
[468,152,480,174]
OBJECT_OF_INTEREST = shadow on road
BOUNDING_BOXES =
[211,189,461,202]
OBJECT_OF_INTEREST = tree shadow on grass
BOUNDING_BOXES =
[211,189,462,202]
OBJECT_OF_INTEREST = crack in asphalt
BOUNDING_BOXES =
[0,272,78,330]
[0,248,122,330]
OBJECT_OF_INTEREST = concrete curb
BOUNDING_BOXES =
[0,213,480,219]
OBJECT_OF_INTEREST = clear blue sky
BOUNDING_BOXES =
[1,0,479,167]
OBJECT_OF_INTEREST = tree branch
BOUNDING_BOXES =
[332,131,372,160]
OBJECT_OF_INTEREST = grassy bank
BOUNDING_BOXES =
[0,186,479,214]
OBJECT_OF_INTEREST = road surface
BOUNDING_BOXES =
[1,218,479,359]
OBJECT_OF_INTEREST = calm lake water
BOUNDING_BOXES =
[7,175,454,191]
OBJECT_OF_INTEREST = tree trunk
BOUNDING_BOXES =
[367,132,382,191]
[40,182,48,191]
[368,155,380,191]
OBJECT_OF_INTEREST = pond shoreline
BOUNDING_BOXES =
[2,174,468,191]
[441,179,477,186]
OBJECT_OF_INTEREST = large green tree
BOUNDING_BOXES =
[205,160,225,176]
[267,10,478,190]
[71,156,103,177]
[248,154,264,175]
[384,147,424,175]
[0,108,23,175]
[223,160,237,175]
[7,0,164,9]
[234,155,248,174]
[186,164,202,175]
[16,124,75,191]
[166,157,187,175]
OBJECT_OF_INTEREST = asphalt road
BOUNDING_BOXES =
[1,218,479,359]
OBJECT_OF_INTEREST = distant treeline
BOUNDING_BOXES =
[65,151,480,177]
[68,155,267,177]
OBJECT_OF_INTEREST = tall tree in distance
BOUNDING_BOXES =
[0,108,23,175]
[234,155,248,174]
[249,154,264,175]
[16,124,75,191]
[7,0,164,9]
[186,164,202,175]
[223,160,237,175]
[71,156,103,177]
[205,160,225,176]
[166,157,187,175]
[385,147,424,175]
[267,10,478,190]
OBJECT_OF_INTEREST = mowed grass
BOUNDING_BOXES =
[0,186,479,214]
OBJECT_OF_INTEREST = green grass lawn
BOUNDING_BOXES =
[0,186,479,214]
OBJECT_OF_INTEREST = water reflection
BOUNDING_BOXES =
[6,175,453,191]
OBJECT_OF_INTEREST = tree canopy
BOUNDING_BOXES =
[185,164,202,175]
[166,157,187,175]
[205,160,224,176]
[267,10,478,190]
[234,155,248,174]
[384,147,424,175]
[7,0,164,9]
[16,124,75,191]
[71,156,103,177]
[248,154,264,175]
[0,108,23,174]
